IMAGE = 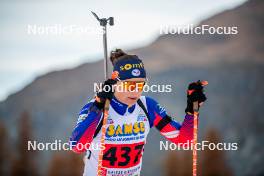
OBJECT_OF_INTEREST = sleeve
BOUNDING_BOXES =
[145,96,195,144]
[69,100,103,153]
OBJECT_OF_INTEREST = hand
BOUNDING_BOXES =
[185,80,207,114]
[94,79,117,109]
[96,79,117,101]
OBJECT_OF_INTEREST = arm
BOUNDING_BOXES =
[70,78,117,153]
[146,97,195,144]
[146,81,207,145]
[69,100,103,153]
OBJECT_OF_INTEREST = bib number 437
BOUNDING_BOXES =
[102,142,144,168]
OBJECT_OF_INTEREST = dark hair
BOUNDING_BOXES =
[110,49,140,66]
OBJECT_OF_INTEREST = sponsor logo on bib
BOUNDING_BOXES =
[106,122,145,137]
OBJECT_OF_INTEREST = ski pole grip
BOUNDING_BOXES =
[104,99,110,111]
[193,101,199,113]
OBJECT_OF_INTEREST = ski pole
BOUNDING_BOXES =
[193,101,199,176]
[192,80,208,176]
[91,11,114,176]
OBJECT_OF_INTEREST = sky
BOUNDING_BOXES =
[0,0,247,101]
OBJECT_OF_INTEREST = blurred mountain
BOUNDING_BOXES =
[0,0,263,175]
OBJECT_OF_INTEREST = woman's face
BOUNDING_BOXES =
[114,77,146,107]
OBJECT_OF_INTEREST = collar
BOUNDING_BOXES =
[110,96,136,116]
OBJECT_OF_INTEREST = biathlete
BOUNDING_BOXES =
[69,49,207,176]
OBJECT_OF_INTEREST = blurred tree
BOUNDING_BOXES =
[67,152,84,176]
[11,111,39,176]
[164,150,192,176]
[48,151,83,176]
[165,151,181,176]
[48,152,66,176]
[164,128,234,176]
[201,128,233,176]
[181,150,192,176]
[0,122,9,176]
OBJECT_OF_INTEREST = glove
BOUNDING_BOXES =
[185,80,207,114]
[94,79,117,109]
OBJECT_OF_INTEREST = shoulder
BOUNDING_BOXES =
[76,98,98,124]
[144,96,158,106]
[79,98,95,115]
[141,96,167,117]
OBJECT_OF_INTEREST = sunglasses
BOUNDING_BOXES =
[120,81,146,92]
